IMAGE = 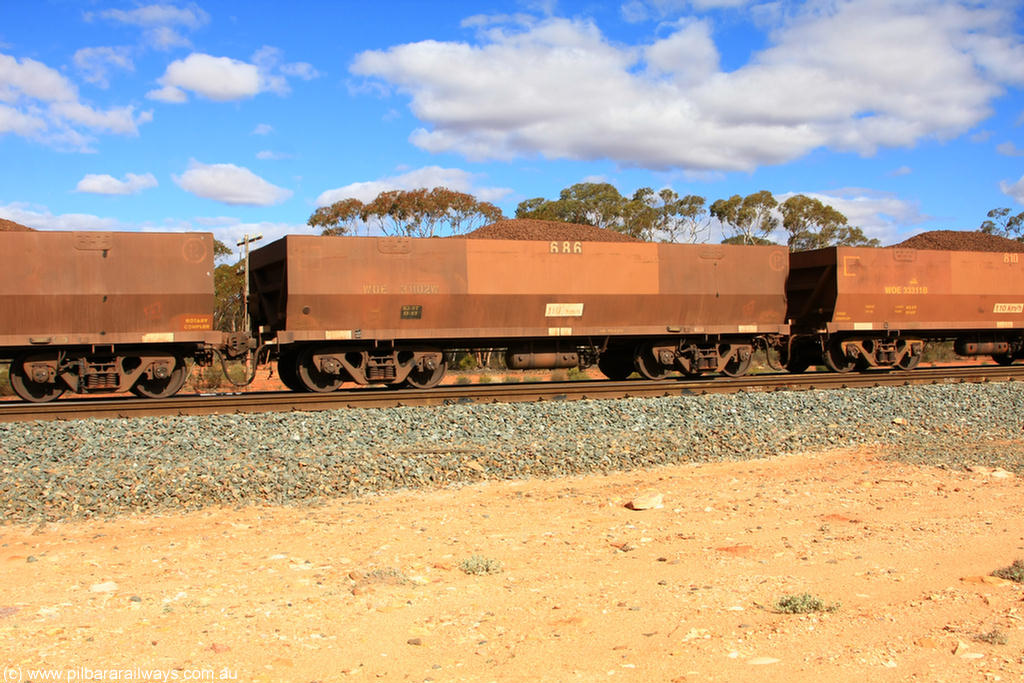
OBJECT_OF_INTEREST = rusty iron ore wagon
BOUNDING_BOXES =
[785,246,1024,372]
[247,235,791,391]
[0,231,248,402]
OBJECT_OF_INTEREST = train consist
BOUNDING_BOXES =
[1,229,1022,402]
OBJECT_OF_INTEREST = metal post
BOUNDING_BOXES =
[236,233,263,334]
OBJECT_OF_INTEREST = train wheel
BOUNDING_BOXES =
[296,347,344,393]
[9,356,66,403]
[277,349,306,392]
[405,357,447,389]
[635,345,670,380]
[131,358,187,398]
[992,353,1016,366]
[823,340,855,373]
[721,352,752,377]
[597,351,634,380]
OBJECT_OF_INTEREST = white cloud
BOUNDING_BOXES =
[888,165,912,177]
[0,52,151,149]
[252,123,273,135]
[0,202,122,230]
[145,85,188,103]
[174,160,293,206]
[315,165,513,206]
[0,54,76,102]
[189,217,304,252]
[1000,175,1024,205]
[152,53,261,102]
[352,2,1024,172]
[76,172,158,195]
[0,103,46,136]
[98,3,208,28]
[51,101,152,135]
[73,47,134,88]
[256,150,293,160]
[149,49,320,103]
[781,189,930,245]
[95,3,210,51]
[996,141,1024,157]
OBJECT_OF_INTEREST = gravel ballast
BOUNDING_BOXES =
[1,382,1022,523]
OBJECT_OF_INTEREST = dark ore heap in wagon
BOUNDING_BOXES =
[891,230,1024,253]
[463,218,640,242]
[0,218,34,231]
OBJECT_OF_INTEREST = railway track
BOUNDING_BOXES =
[1,365,1022,424]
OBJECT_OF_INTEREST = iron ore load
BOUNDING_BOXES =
[0,231,249,402]
[247,235,791,390]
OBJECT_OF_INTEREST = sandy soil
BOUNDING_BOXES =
[1,447,1022,682]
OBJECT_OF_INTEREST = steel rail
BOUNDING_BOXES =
[0,365,1021,424]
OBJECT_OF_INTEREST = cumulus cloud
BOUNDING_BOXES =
[76,172,158,195]
[149,53,260,102]
[73,47,134,88]
[0,52,151,150]
[149,48,320,103]
[174,160,293,206]
[315,165,513,206]
[1001,175,1024,205]
[352,2,1024,172]
[252,123,273,135]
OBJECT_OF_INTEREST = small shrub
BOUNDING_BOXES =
[992,559,1024,583]
[976,628,1008,645]
[501,374,521,383]
[455,375,472,385]
[366,567,408,585]
[922,341,957,364]
[478,374,493,384]
[773,593,839,614]
[566,366,588,381]
[460,555,502,575]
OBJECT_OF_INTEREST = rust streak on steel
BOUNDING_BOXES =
[0,365,1022,424]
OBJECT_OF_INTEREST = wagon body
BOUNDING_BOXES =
[249,235,791,343]
[788,247,1024,334]
[0,231,220,350]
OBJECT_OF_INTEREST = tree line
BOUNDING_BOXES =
[307,182,883,250]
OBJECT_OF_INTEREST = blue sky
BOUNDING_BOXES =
[1,0,1023,254]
